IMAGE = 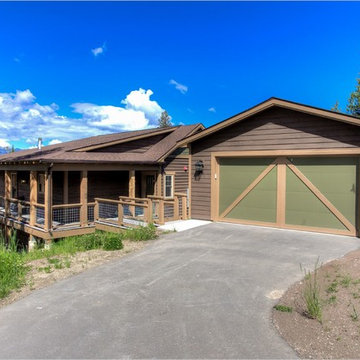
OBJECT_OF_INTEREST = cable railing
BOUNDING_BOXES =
[52,203,81,228]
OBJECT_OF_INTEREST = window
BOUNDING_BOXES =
[38,174,45,194]
[164,174,174,199]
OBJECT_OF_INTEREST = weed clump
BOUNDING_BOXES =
[274,304,293,313]
[301,258,322,322]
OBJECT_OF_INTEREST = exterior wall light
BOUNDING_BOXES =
[195,160,204,173]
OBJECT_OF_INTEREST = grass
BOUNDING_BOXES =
[301,258,322,322]
[0,224,158,300]
[274,304,293,313]
[0,232,28,299]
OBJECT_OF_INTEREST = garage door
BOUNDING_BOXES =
[217,157,357,236]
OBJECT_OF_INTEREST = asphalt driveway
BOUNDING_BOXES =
[0,223,359,359]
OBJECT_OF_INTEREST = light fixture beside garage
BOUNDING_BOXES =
[195,160,204,174]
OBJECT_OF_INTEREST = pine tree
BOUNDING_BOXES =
[158,111,172,128]
[347,77,360,118]
[331,101,341,113]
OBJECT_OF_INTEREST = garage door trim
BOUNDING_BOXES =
[211,150,359,236]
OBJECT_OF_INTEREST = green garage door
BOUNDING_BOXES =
[218,157,357,235]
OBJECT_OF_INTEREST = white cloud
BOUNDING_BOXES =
[48,139,62,145]
[208,107,216,113]
[0,88,166,147]
[91,43,106,57]
[0,139,10,148]
[169,79,188,94]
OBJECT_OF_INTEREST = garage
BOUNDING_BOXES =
[216,156,357,236]
[178,98,360,237]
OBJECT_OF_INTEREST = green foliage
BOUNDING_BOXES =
[326,280,339,293]
[331,101,341,113]
[158,110,172,128]
[0,233,27,299]
[301,258,322,322]
[340,274,352,288]
[124,224,157,241]
[347,77,360,117]
[102,233,123,251]
[273,304,293,313]
[327,295,337,304]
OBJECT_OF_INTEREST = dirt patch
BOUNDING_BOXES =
[0,240,149,309]
[273,250,360,359]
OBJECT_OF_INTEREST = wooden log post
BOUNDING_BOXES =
[4,171,11,217]
[174,196,179,220]
[80,170,88,227]
[44,170,52,231]
[94,200,99,222]
[158,199,165,225]
[29,171,37,226]
[147,198,153,224]
[118,202,123,226]
[182,196,188,220]
[129,170,136,216]
[17,202,22,221]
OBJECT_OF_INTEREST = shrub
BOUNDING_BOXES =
[102,233,123,251]
[301,258,322,322]
[74,233,103,251]
[125,224,157,241]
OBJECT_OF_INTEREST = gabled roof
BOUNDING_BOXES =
[178,97,360,146]
[0,124,203,165]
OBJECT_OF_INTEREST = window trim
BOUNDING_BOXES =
[163,173,174,199]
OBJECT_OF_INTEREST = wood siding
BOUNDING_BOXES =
[91,134,166,153]
[191,107,360,220]
[163,156,189,195]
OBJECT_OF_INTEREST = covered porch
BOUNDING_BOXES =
[0,165,188,240]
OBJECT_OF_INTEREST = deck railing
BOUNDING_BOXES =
[0,192,188,232]
[95,197,151,227]
[52,203,81,229]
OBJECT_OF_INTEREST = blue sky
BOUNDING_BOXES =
[0,1,359,149]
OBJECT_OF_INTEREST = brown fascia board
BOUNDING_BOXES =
[73,127,176,152]
[156,123,205,162]
[177,97,360,146]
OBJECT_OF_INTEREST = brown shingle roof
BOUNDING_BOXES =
[0,124,202,165]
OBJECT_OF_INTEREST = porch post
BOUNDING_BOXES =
[63,171,68,204]
[80,170,88,226]
[129,169,135,216]
[29,171,37,226]
[44,170,52,231]
[129,170,136,198]
[4,170,11,217]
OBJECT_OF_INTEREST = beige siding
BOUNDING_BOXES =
[191,107,360,220]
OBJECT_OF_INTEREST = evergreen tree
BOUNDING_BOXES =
[331,101,341,113]
[158,111,172,128]
[347,77,360,118]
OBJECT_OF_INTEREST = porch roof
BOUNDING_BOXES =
[0,124,203,165]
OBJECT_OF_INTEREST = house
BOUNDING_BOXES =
[2,97,360,245]
[0,124,203,242]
